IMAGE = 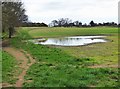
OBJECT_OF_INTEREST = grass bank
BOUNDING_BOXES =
[61,35,118,65]
[2,51,18,84]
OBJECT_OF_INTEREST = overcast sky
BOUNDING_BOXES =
[22,0,118,24]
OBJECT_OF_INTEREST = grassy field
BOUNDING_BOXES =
[27,27,118,38]
[10,27,119,87]
[26,27,119,66]
[2,51,18,84]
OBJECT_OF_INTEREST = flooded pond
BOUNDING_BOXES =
[31,36,107,46]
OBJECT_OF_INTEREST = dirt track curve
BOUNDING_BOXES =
[2,47,35,87]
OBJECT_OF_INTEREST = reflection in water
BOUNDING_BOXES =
[34,36,107,46]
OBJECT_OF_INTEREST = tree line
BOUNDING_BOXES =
[22,22,48,27]
[49,18,118,27]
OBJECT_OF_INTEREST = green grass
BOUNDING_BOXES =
[27,27,118,38]
[2,51,18,84]
[61,35,118,65]
[24,64,119,87]
[0,50,2,83]
[10,27,119,87]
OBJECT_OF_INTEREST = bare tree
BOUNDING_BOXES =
[2,1,28,38]
[57,18,72,27]
[51,20,58,27]
[74,21,80,27]
[58,18,65,27]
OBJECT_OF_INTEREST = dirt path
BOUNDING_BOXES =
[2,47,35,87]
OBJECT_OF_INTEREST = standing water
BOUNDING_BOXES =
[32,36,107,46]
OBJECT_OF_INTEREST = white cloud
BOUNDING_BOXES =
[22,0,119,24]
